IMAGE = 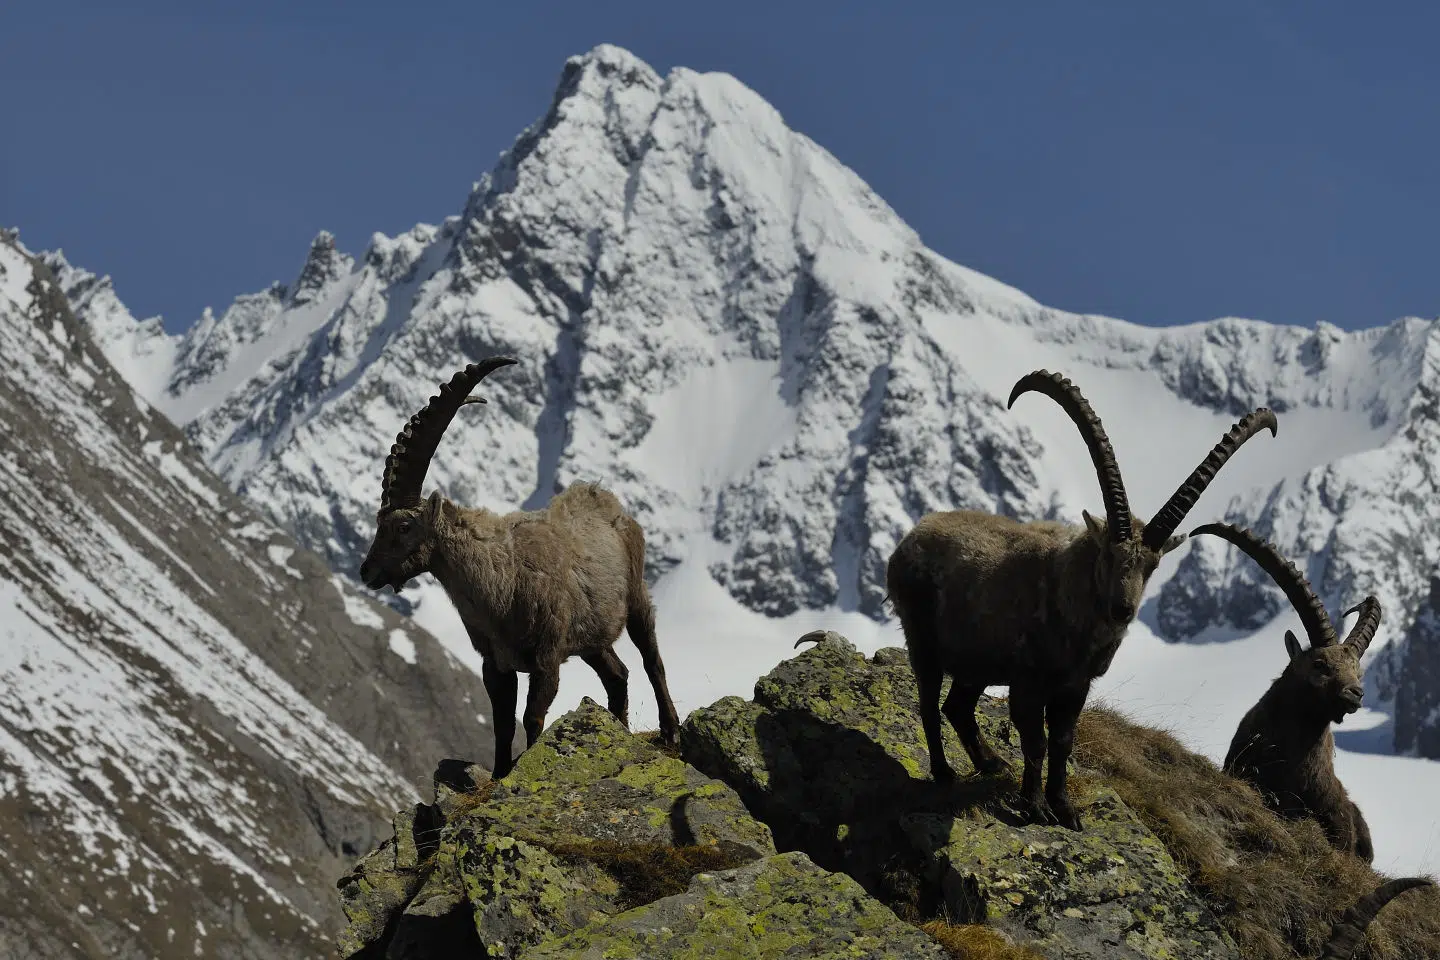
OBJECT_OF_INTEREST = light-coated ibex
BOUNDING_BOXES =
[1318,876,1433,959]
[884,369,1276,829]
[1191,522,1381,862]
[358,357,680,778]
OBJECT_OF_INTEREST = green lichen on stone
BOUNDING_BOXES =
[481,698,775,857]
[905,791,1236,958]
[392,805,422,870]
[334,698,788,957]
[683,642,1024,832]
[445,820,614,957]
[401,832,467,919]
[334,835,422,957]
[679,636,1241,960]
[522,851,951,960]
[335,634,1249,959]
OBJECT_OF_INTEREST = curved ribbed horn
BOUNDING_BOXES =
[378,357,518,514]
[1008,370,1131,541]
[1142,408,1277,550]
[1318,876,1433,960]
[1341,597,1383,659]
[794,630,825,649]
[1188,523,1338,647]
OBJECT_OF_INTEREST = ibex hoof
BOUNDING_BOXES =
[1048,797,1083,831]
[973,754,1008,777]
[1018,794,1059,826]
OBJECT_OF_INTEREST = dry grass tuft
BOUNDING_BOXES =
[445,779,497,818]
[534,837,757,909]
[634,728,683,759]
[920,919,1047,959]
[1075,702,1440,959]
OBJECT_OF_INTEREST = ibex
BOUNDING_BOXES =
[884,369,1276,829]
[358,357,680,778]
[1191,522,1381,862]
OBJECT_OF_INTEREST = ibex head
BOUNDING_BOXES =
[1190,522,1382,724]
[358,356,517,592]
[1008,370,1277,625]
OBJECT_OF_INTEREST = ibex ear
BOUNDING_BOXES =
[424,490,447,529]
[1284,629,1305,662]
[1161,534,1187,555]
[1082,509,1107,545]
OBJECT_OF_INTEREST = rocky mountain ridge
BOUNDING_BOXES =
[38,44,1440,758]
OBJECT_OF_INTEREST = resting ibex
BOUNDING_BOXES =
[884,370,1276,829]
[1318,876,1433,959]
[358,357,680,778]
[1191,522,1381,862]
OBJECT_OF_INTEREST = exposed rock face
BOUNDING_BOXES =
[340,641,1276,958]
[338,630,1440,958]
[1396,576,1440,758]
[523,852,952,960]
[0,234,495,957]
[681,634,1239,960]
[336,698,946,959]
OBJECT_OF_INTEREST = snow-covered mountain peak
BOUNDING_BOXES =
[1153,313,1440,710]
[38,245,180,407]
[288,230,353,306]
[462,41,919,306]
[43,46,1440,779]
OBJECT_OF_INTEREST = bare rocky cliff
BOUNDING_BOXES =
[0,233,505,959]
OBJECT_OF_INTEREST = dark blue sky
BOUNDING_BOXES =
[3,1,1437,334]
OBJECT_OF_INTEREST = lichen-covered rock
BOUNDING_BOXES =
[681,634,1241,960]
[335,807,432,956]
[432,757,491,819]
[333,697,792,958]
[336,650,1245,959]
[680,637,1023,898]
[450,821,616,957]
[522,850,950,960]
[904,792,1235,958]
[486,698,775,858]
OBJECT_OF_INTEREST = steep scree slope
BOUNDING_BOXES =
[0,233,501,959]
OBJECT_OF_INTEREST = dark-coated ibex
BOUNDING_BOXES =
[884,369,1276,830]
[358,357,680,778]
[1191,522,1381,862]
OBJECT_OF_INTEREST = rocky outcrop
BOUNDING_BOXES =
[1396,576,1440,758]
[681,632,1239,960]
[335,636,1239,959]
[337,630,1440,958]
[337,698,946,959]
